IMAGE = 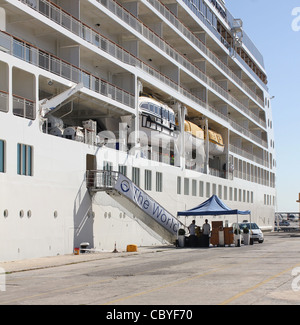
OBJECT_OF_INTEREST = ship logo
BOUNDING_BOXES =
[120,180,130,193]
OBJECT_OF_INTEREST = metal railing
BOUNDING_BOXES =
[229,144,268,167]
[0,30,135,108]
[7,1,268,147]
[94,0,266,127]
[0,90,8,113]
[145,0,264,107]
[86,170,119,191]
[13,94,35,120]
[0,90,35,119]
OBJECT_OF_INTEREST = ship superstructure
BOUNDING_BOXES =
[0,0,276,261]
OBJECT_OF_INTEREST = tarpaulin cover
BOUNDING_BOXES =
[177,195,250,216]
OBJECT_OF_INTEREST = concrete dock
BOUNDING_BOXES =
[0,232,299,305]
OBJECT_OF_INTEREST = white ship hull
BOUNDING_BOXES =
[0,0,276,261]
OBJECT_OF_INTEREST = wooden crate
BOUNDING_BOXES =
[210,229,219,246]
[224,227,234,246]
[212,221,223,230]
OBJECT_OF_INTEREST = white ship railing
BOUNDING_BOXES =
[16,0,267,134]
[0,90,35,119]
[0,30,134,109]
[86,170,119,191]
[0,28,267,148]
[17,0,265,128]
[93,0,266,128]
[12,94,35,120]
[229,144,269,167]
[145,0,264,107]
[0,90,9,113]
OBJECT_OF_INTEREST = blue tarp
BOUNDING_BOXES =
[177,195,251,216]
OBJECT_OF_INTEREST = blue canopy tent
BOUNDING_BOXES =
[177,195,251,217]
[177,195,251,246]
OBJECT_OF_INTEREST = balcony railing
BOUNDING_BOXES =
[144,0,264,107]
[229,144,269,167]
[13,94,35,120]
[0,90,36,119]
[94,0,266,128]
[0,90,8,113]
[18,0,266,128]
[2,1,268,148]
[0,30,135,109]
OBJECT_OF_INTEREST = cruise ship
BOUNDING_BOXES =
[0,0,276,261]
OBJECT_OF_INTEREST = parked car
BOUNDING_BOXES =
[232,222,264,243]
[288,215,299,221]
[279,220,290,227]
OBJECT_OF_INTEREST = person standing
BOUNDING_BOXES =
[202,219,211,247]
[188,220,197,247]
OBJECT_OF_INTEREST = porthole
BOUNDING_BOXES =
[27,210,32,218]
[19,210,24,218]
[54,210,58,218]
[3,209,8,218]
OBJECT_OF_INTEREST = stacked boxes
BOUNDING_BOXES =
[211,221,223,246]
[210,221,234,246]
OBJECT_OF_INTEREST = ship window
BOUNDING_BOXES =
[206,183,210,198]
[229,187,233,201]
[218,185,222,199]
[156,172,163,192]
[192,179,197,196]
[212,183,217,195]
[13,39,24,60]
[17,143,33,176]
[199,181,204,197]
[132,167,140,187]
[118,165,127,177]
[145,169,152,191]
[103,161,113,171]
[224,186,228,200]
[184,178,189,196]
[170,113,175,124]
[103,161,113,186]
[234,188,238,201]
[177,176,181,195]
[0,140,5,173]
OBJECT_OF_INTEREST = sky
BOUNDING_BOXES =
[227,0,300,212]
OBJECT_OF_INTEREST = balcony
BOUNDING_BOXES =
[0,30,135,109]
[92,0,266,128]
[144,0,264,107]
[13,94,35,120]
[17,0,265,129]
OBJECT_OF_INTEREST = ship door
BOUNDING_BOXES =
[86,154,97,188]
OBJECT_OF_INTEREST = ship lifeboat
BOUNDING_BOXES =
[207,129,224,155]
[184,120,204,152]
[138,96,177,146]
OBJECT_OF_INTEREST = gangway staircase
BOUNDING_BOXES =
[86,170,186,244]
